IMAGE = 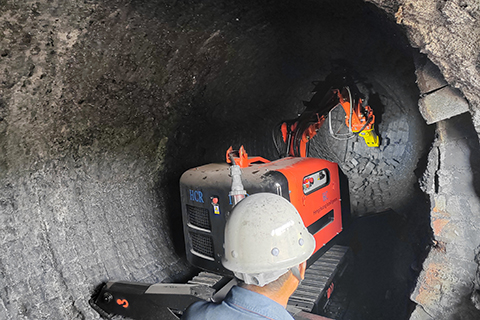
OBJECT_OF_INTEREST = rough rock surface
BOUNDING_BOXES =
[310,65,431,217]
[416,57,470,124]
[0,1,203,318]
[369,0,480,114]
[410,114,480,319]
[0,0,479,319]
[3,1,424,318]
[367,0,480,318]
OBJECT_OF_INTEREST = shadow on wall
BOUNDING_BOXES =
[434,113,480,318]
[444,112,480,198]
[467,114,480,315]
[470,126,480,200]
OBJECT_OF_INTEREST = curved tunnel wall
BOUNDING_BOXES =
[0,0,479,319]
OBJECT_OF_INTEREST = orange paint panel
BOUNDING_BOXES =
[274,157,343,255]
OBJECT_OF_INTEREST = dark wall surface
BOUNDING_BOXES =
[0,0,479,319]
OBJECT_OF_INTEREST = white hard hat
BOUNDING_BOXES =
[222,193,315,286]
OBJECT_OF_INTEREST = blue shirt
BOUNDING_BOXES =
[182,285,294,320]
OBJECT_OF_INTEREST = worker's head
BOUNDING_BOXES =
[222,193,315,288]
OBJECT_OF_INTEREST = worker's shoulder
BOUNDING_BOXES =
[182,286,294,320]
[182,299,245,320]
[181,296,271,320]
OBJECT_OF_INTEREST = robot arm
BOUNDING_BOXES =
[275,77,380,158]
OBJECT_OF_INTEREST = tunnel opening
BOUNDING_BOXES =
[159,0,435,319]
[3,0,480,318]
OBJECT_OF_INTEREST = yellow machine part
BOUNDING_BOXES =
[357,128,380,147]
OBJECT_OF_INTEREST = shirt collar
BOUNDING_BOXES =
[224,286,294,320]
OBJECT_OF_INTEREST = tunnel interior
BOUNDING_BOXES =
[1,0,480,319]
[159,1,434,319]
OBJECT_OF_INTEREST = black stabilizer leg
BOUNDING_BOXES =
[90,281,215,320]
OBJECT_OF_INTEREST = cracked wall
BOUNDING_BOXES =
[410,114,480,319]
[368,0,480,318]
